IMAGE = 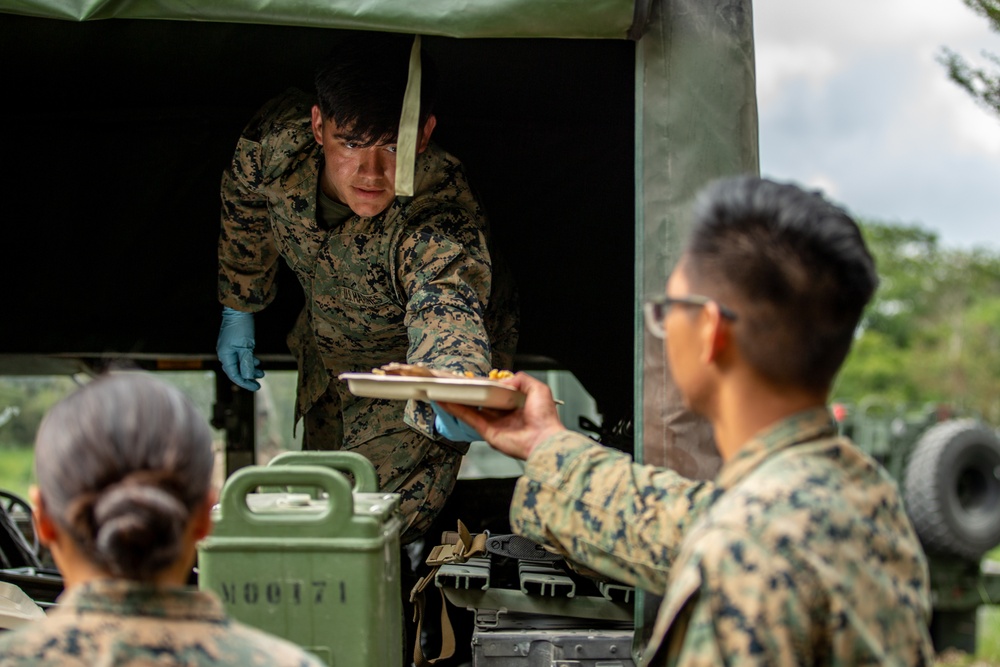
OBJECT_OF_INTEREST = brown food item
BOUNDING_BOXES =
[372,363,464,378]
[372,363,514,381]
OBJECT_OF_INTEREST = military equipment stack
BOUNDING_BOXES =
[413,526,638,666]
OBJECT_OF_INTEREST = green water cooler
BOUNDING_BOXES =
[198,451,403,666]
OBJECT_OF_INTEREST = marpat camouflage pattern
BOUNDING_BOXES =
[0,580,326,666]
[511,407,935,665]
[218,89,518,540]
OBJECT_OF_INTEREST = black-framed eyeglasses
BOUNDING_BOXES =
[643,294,738,339]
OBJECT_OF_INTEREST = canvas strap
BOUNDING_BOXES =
[394,34,422,198]
[409,520,487,666]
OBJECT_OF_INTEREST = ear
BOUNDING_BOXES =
[29,486,58,547]
[310,105,326,145]
[416,114,437,154]
[191,489,218,542]
[699,302,732,365]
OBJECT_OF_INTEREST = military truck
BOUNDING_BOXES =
[1,0,995,662]
[0,0,754,660]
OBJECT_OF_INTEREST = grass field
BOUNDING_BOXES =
[980,606,1000,663]
[975,553,1000,664]
[0,447,33,501]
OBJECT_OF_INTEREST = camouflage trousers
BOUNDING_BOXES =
[302,389,461,544]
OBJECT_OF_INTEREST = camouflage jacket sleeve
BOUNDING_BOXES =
[217,110,283,312]
[511,430,719,592]
[394,205,494,376]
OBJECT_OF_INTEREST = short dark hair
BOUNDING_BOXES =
[34,373,214,581]
[685,175,878,391]
[314,31,438,146]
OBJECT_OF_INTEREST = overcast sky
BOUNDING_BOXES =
[752,0,1000,250]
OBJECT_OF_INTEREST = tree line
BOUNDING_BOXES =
[833,220,1000,425]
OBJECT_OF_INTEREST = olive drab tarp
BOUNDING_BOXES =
[636,0,759,476]
[0,0,653,39]
[632,0,758,647]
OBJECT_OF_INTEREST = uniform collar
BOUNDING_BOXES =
[714,406,838,491]
[59,580,226,622]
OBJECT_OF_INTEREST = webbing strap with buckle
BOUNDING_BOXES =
[409,520,487,666]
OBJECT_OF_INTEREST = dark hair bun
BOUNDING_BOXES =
[92,482,187,580]
[34,373,215,582]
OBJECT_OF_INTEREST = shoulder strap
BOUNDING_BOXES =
[408,520,487,666]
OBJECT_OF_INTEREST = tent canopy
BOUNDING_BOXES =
[1,0,653,39]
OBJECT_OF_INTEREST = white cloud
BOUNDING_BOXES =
[753,0,994,51]
[925,69,1000,157]
[753,0,1000,249]
[802,173,841,199]
[755,42,841,106]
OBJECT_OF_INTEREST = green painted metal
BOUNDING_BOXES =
[931,559,1000,611]
[926,560,1000,652]
[441,587,634,624]
[268,450,381,494]
[198,464,404,666]
[0,0,646,39]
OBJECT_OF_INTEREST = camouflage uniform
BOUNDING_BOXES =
[511,407,935,665]
[218,89,518,540]
[0,580,324,666]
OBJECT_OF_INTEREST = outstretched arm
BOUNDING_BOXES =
[396,209,496,442]
[438,374,717,592]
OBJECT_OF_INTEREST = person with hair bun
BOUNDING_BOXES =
[0,372,325,667]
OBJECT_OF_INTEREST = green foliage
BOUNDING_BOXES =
[985,549,1000,660]
[833,331,922,404]
[0,370,305,504]
[0,376,80,448]
[980,581,1000,663]
[833,221,1000,423]
[940,0,1000,119]
[0,447,35,501]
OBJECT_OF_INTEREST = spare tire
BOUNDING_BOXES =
[903,419,1000,561]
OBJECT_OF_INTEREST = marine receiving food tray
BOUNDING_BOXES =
[338,373,525,410]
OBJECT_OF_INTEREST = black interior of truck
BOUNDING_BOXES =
[0,14,635,432]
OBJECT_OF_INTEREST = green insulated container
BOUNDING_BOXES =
[197,452,403,666]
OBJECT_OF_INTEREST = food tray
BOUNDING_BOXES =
[338,373,525,410]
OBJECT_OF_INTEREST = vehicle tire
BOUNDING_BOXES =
[0,490,38,555]
[903,419,1000,561]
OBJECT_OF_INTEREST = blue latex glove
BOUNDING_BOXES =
[431,401,481,443]
[216,307,264,391]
